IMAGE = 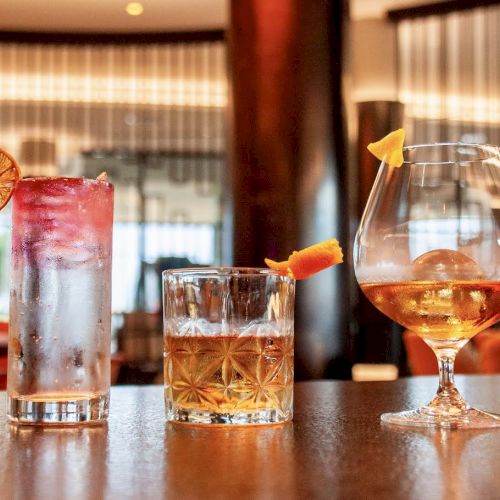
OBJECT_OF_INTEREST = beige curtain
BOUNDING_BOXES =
[397,3,499,145]
[0,41,227,176]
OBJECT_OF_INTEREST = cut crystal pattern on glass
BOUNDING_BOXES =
[164,335,294,416]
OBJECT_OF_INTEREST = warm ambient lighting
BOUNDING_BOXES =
[353,91,499,126]
[126,2,144,16]
[399,91,500,125]
[0,74,227,107]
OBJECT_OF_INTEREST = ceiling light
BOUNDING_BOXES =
[126,2,144,16]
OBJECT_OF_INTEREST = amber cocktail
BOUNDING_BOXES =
[361,278,499,342]
[163,268,295,425]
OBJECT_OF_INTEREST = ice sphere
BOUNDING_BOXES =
[412,249,484,281]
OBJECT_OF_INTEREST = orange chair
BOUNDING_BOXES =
[474,330,500,374]
[403,329,500,376]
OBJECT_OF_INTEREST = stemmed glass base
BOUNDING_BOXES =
[382,344,500,429]
[381,407,500,429]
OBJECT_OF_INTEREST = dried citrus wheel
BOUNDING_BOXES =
[0,147,22,209]
[265,238,343,279]
[367,128,405,167]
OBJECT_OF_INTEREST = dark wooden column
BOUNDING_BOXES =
[228,0,351,379]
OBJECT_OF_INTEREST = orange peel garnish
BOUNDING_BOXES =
[0,147,22,209]
[367,128,405,168]
[265,238,343,279]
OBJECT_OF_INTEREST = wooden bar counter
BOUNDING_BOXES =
[0,376,499,499]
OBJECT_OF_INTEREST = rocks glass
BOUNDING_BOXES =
[163,268,295,425]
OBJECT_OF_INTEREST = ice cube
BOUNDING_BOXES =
[240,320,281,337]
[32,240,96,266]
[412,249,484,281]
[239,319,259,337]
[177,318,211,337]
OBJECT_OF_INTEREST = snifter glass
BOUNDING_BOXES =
[354,143,500,428]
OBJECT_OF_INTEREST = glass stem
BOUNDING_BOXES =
[429,348,468,412]
[437,351,457,396]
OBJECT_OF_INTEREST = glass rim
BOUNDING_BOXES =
[17,176,113,188]
[401,142,500,166]
[163,267,292,280]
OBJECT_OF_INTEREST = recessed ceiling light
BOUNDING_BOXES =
[126,2,144,16]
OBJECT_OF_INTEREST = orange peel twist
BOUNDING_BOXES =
[265,238,343,279]
[367,128,405,168]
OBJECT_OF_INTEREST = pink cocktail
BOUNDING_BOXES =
[7,177,114,424]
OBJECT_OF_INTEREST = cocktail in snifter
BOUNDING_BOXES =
[354,134,500,428]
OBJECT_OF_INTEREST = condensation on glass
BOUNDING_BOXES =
[7,177,114,424]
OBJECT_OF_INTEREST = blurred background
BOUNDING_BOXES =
[0,0,498,384]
